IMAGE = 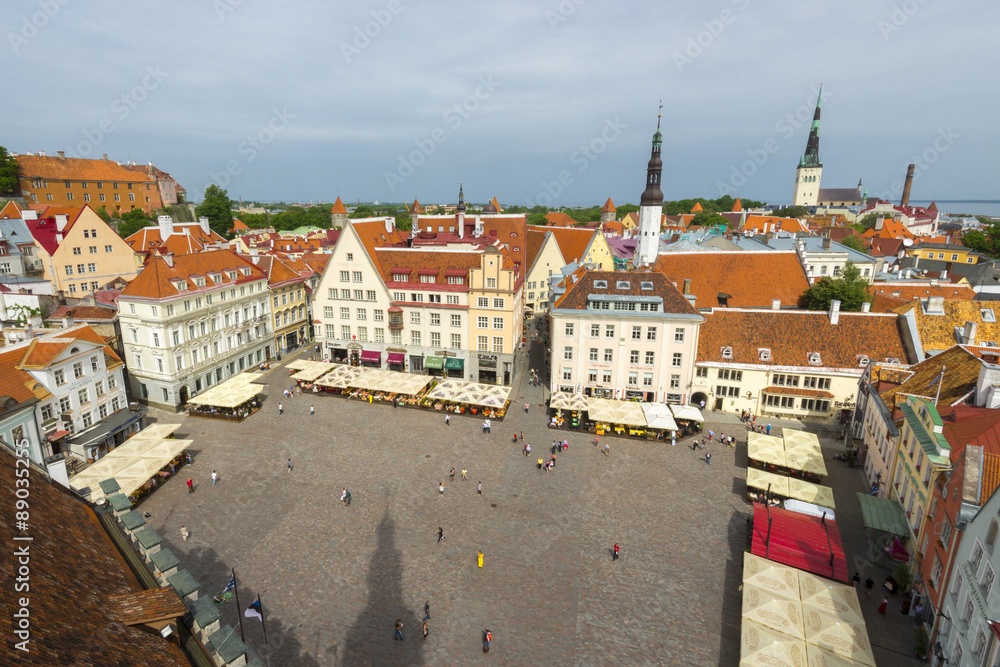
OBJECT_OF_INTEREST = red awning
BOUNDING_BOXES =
[750,503,848,583]
[387,352,405,364]
[47,430,71,441]
[360,350,381,363]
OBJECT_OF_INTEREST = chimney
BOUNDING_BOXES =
[829,299,841,325]
[926,296,945,314]
[683,278,691,295]
[771,299,781,310]
[198,216,210,235]
[103,153,108,161]
[941,269,948,281]
[61,313,75,329]
[901,163,915,207]
[158,215,174,238]
[962,321,978,344]
[822,236,832,250]
[57,150,65,160]
[861,302,871,313]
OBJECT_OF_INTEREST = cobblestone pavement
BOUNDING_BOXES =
[136,340,919,666]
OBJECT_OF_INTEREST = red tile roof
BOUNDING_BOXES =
[0,346,43,406]
[697,309,911,369]
[601,197,616,213]
[941,405,1000,458]
[732,198,743,213]
[868,282,975,313]
[875,345,982,410]
[332,197,348,214]
[376,248,481,291]
[108,588,187,626]
[544,211,578,227]
[15,153,159,184]
[525,228,548,273]
[867,237,904,257]
[0,447,190,665]
[553,269,701,315]
[124,224,226,254]
[121,249,266,300]
[861,217,916,240]
[408,198,423,214]
[741,215,810,234]
[544,226,597,265]
[0,200,22,219]
[25,206,87,254]
[690,202,703,212]
[653,251,810,309]
[46,305,118,322]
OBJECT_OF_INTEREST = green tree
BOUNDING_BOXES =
[194,185,234,238]
[853,213,880,233]
[349,204,374,218]
[962,226,1000,259]
[690,211,730,228]
[94,206,112,223]
[0,146,20,196]
[617,203,639,217]
[116,209,153,238]
[241,213,270,229]
[394,210,412,231]
[840,235,869,254]
[802,260,871,311]
[771,205,808,219]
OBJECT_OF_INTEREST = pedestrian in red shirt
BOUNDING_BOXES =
[613,543,620,561]
[186,478,194,494]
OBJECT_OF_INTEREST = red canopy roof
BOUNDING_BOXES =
[750,503,848,583]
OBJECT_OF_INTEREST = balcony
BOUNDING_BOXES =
[388,315,404,330]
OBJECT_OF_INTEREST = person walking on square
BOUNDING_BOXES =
[477,481,482,495]
[483,628,491,653]
[437,527,445,542]
[865,577,874,598]
[180,525,189,542]
[524,402,529,413]
[706,452,712,465]
[538,458,543,470]
[482,420,487,434]
[423,601,431,621]
[340,488,347,505]
[445,413,450,426]
[310,404,314,416]
[519,431,524,442]
[439,482,445,496]
[708,429,714,442]
[187,477,194,493]
[878,597,888,614]
[422,621,428,640]
[287,458,292,473]
[851,572,861,588]
[486,418,491,433]
[604,442,610,456]
[212,470,218,486]
[461,468,468,480]
[345,489,351,506]
[766,424,772,435]
[613,543,619,561]
[450,468,456,482]
[278,402,283,415]
[394,619,404,641]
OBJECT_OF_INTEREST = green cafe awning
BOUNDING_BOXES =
[425,356,444,370]
[445,357,464,370]
[856,492,911,536]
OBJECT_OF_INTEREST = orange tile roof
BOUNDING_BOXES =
[982,454,1000,504]
[125,223,226,254]
[0,447,190,666]
[302,251,332,274]
[690,202,704,212]
[653,251,810,309]
[121,249,266,300]
[697,309,911,369]
[0,347,42,405]
[332,196,348,214]
[525,227,548,272]
[544,211,578,227]
[545,226,597,265]
[0,200,22,219]
[553,269,701,315]
[601,197,616,213]
[491,196,501,212]
[408,198,423,214]
[861,217,916,240]
[46,305,118,322]
[230,218,250,231]
[732,198,743,213]
[876,345,982,409]
[868,282,975,313]
[158,233,205,256]
[741,215,810,234]
[16,323,124,371]
[375,248,482,289]
[108,589,187,626]
[15,154,158,184]
[602,220,624,235]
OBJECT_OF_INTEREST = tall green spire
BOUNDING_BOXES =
[799,84,822,168]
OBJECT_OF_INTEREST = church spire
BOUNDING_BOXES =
[640,102,664,207]
[457,182,465,213]
[799,84,822,168]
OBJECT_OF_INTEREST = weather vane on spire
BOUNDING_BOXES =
[657,100,662,127]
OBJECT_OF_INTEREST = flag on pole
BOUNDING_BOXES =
[221,575,235,595]
[928,371,943,388]
[245,599,262,621]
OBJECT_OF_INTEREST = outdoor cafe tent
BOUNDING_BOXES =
[802,610,875,666]
[670,404,703,422]
[549,391,588,411]
[426,379,467,401]
[291,361,336,382]
[129,423,182,440]
[798,570,865,625]
[742,582,804,638]
[746,468,791,497]
[640,403,678,431]
[782,429,828,477]
[787,478,836,510]
[739,619,807,667]
[586,397,647,427]
[742,553,800,601]
[69,437,193,502]
[284,359,316,371]
[750,503,848,583]
[747,432,786,467]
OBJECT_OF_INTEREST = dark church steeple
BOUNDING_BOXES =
[640,103,664,207]
[457,182,466,214]
[799,84,822,168]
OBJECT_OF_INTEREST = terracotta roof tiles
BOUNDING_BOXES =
[893,299,1000,352]
[869,283,975,313]
[653,251,810,309]
[875,345,982,410]
[601,198,616,213]
[15,154,159,184]
[332,197,348,215]
[553,269,701,316]
[544,211,578,227]
[544,226,596,265]
[121,249,266,300]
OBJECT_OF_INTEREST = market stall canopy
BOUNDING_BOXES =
[670,404,703,422]
[747,432,786,467]
[69,438,193,502]
[805,644,871,667]
[802,612,874,666]
[750,503,848,583]
[798,571,865,625]
[746,468,790,497]
[783,499,836,521]
[586,398,647,427]
[284,359,316,371]
[129,422,182,440]
[742,583,804,639]
[187,372,265,408]
[782,434,828,477]
[549,391,588,411]
[742,553,800,601]
[641,403,679,431]
[787,478,836,510]
[291,361,336,382]
[855,493,910,536]
[739,619,806,667]
[427,379,466,401]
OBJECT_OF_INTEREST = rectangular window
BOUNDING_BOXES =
[430,332,440,347]
[604,349,613,362]
[411,312,420,325]
[340,270,350,282]
[629,350,639,364]
[357,308,367,321]
[340,307,350,319]
[374,309,384,322]
[342,325,351,340]
[105,245,113,253]
[493,297,504,309]
[78,388,89,405]
[91,356,99,372]
[446,295,459,305]
[493,317,504,330]
[565,323,575,337]
[647,327,658,341]
[605,325,615,338]
[324,306,333,318]
[366,290,376,301]
[670,374,680,389]
[73,362,84,379]
[478,335,489,352]
[82,412,93,428]
[632,325,642,340]
[451,314,461,327]
[591,324,600,338]
[477,316,488,329]
[563,368,573,381]
[430,313,439,325]
[672,353,682,367]
[646,351,655,366]
[352,271,363,282]
[325,324,336,338]
[375,328,385,343]
[59,396,71,413]
[493,337,504,353]
[696,367,708,377]
[643,373,653,386]
[411,331,421,346]
[588,370,598,383]
[344,289,353,299]
[477,297,489,308]
[357,326,368,342]
[628,372,638,385]
[65,265,73,275]
[354,290,364,300]
[451,334,461,349]
[564,346,573,361]
[486,278,496,288]
[674,328,685,342]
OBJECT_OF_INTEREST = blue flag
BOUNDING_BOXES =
[245,599,262,621]
[928,372,943,388]
[221,575,235,595]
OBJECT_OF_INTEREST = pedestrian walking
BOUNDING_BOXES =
[865,577,874,598]
[524,402,529,413]
[278,402,284,415]
[340,488,347,504]
[519,431,524,442]
[708,429,714,442]
[438,482,445,496]
[422,622,428,640]
[537,458,543,470]
[851,572,861,588]
[604,443,610,456]
[450,467,456,481]
[486,418,491,433]
[483,629,492,653]
[878,597,888,614]
[445,414,450,426]
[461,468,468,480]
[482,420,487,434]
[613,543,619,560]
[706,452,712,465]
[477,481,482,495]
[525,444,531,457]
[393,397,398,408]
[344,489,351,505]
[394,619,404,641]
[310,405,315,415]
[478,550,484,567]
[691,439,698,451]
[437,527,445,542]
[186,477,194,493]
[180,525,189,542]
[424,601,431,621]
[211,470,218,486]
[766,424,772,435]
[287,458,292,473]
[185,451,192,466]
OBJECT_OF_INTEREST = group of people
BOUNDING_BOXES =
[740,410,772,435]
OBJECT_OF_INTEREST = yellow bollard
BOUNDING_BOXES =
[477,551,484,568]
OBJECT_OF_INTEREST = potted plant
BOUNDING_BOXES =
[914,625,929,659]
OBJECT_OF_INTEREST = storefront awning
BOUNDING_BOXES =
[444,357,464,370]
[856,493,910,536]
[425,356,444,369]
[68,408,147,448]
[387,352,405,364]
[48,430,71,441]
[360,350,381,363]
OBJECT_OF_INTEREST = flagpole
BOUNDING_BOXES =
[934,365,946,407]
[258,594,272,667]
[232,568,245,642]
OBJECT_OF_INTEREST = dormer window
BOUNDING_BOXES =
[593,280,608,289]
[194,277,206,287]
[808,353,822,366]
[721,347,733,359]
[616,281,631,290]
[228,271,238,280]
[393,273,409,282]
[240,268,251,276]
[209,272,222,283]
[982,309,996,323]
[640,281,654,290]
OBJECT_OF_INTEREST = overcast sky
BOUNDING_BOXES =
[3,0,997,208]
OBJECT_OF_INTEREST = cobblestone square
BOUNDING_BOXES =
[138,351,920,666]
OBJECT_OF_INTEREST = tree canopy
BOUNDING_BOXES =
[0,146,20,196]
[116,209,153,239]
[962,221,1000,259]
[839,235,869,255]
[802,260,871,311]
[194,185,234,238]
[690,211,730,228]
